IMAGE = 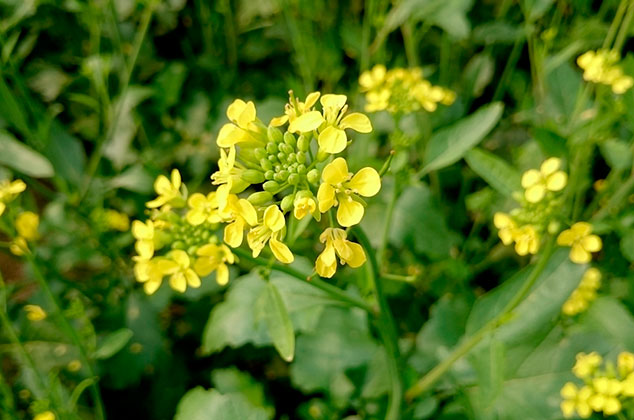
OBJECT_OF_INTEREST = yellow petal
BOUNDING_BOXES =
[318,126,347,154]
[288,110,324,133]
[540,157,561,175]
[546,172,567,191]
[344,241,366,267]
[270,235,294,264]
[169,250,190,268]
[264,205,285,232]
[169,273,187,293]
[493,213,513,229]
[216,263,229,285]
[525,184,546,203]
[581,235,602,252]
[217,123,242,147]
[0,202,5,216]
[304,91,321,109]
[144,279,162,295]
[347,167,381,197]
[171,169,181,189]
[560,382,578,399]
[557,229,575,246]
[224,219,245,248]
[560,400,575,418]
[340,113,372,133]
[571,222,592,237]
[317,183,336,213]
[193,257,214,277]
[322,157,349,184]
[337,196,364,227]
[154,175,171,195]
[227,99,256,128]
[269,115,289,127]
[237,199,258,226]
[186,269,201,288]
[8,179,26,194]
[521,169,541,188]
[315,245,337,278]
[320,94,347,111]
[135,240,154,259]
[570,244,591,264]
[515,239,529,256]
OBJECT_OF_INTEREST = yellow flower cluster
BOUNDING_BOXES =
[0,178,26,216]
[561,351,634,418]
[562,268,601,316]
[131,92,381,293]
[557,222,602,264]
[493,158,568,256]
[577,50,634,94]
[359,65,455,114]
[0,178,40,256]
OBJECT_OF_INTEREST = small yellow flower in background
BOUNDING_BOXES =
[521,157,568,203]
[216,99,258,148]
[10,236,29,256]
[359,64,386,91]
[562,268,601,316]
[247,205,294,263]
[573,352,603,379]
[33,411,55,420]
[493,212,517,245]
[557,222,602,264]
[15,211,39,240]
[589,377,622,415]
[315,228,366,278]
[24,304,47,321]
[512,225,540,256]
[619,352,634,377]
[67,360,82,372]
[0,178,26,216]
[221,194,258,248]
[186,192,222,226]
[104,209,130,231]
[165,250,201,293]
[560,382,593,418]
[132,220,155,259]
[193,243,235,286]
[133,256,177,295]
[317,158,381,227]
[146,169,185,209]
[577,50,634,94]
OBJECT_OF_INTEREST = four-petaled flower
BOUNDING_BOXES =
[315,228,366,278]
[247,205,294,263]
[271,91,321,127]
[194,243,235,286]
[146,169,185,209]
[211,147,248,209]
[217,99,257,148]
[588,377,622,415]
[317,158,381,227]
[164,250,201,293]
[221,194,258,247]
[132,220,155,259]
[186,192,222,226]
[293,193,319,220]
[0,178,26,216]
[521,157,568,203]
[560,382,593,419]
[557,222,602,264]
[573,352,603,379]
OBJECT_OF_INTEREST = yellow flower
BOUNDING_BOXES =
[271,91,321,127]
[33,411,55,420]
[513,225,540,256]
[146,169,185,209]
[622,372,634,397]
[493,212,517,245]
[220,194,258,247]
[246,205,294,263]
[611,74,634,94]
[24,304,47,321]
[577,50,633,94]
[104,210,130,231]
[557,222,602,264]
[0,178,26,216]
[573,352,603,379]
[560,382,593,418]
[165,250,201,293]
[316,94,372,154]
[67,360,82,372]
[293,194,319,220]
[210,147,249,209]
[364,88,390,112]
[217,99,257,148]
[317,158,381,227]
[132,220,155,259]
[618,352,634,378]
[562,268,601,316]
[15,211,39,240]
[193,243,235,286]
[412,80,446,112]
[133,256,176,295]
[521,158,568,203]
[186,192,222,226]
[315,228,366,278]
[9,237,29,256]
[359,65,387,92]
[589,377,622,415]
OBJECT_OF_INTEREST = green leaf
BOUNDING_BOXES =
[582,297,634,349]
[256,282,295,362]
[421,102,504,175]
[620,230,634,262]
[600,138,633,171]
[0,130,54,177]
[44,123,86,186]
[94,328,134,359]
[465,147,521,196]
[174,387,269,420]
[211,368,269,411]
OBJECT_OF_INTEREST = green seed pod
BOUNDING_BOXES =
[260,158,273,171]
[254,147,267,160]
[264,170,275,180]
[248,191,274,205]
[266,142,278,154]
[316,150,329,162]
[281,194,295,212]
[267,126,284,143]
[274,170,289,182]
[297,164,307,174]
[263,181,280,193]
[241,169,265,184]
[296,153,306,164]
[297,134,310,152]
[283,132,296,148]
[307,168,320,185]
[288,173,300,185]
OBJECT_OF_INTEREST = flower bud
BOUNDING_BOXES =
[307,169,320,185]
[284,131,297,148]
[266,142,278,154]
[172,241,186,250]
[275,170,289,182]
[248,191,273,205]
[260,158,273,171]
[264,170,275,180]
[297,164,307,174]
[297,134,310,152]
[254,148,267,160]
[296,153,306,164]
[241,169,265,184]
[267,126,284,143]
[296,190,313,200]
[263,181,280,192]
[287,153,297,164]
[279,143,293,155]
[268,155,278,163]
[288,173,300,185]
[281,194,295,212]
[277,152,286,161]
[288,163,297,173]
[316,150,329,162]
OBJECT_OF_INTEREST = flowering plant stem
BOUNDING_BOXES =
[25,255,106,420]
[405,236,557,401]
[231,247,374,312]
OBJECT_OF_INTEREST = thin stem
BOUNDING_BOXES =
[231,247,373,312]
[25,255,106,420]
[592,172,634,221]
[377,177,398,270]
[603,0,628,49]
[360,0,376,72]
[354,227,402,420]
[406,237,556,400]
[614,0,634,52]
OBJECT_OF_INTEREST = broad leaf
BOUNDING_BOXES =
[93,328,134,360]
[0,130,54,177]
[174,387,269,420]
[256,282,295,362]
[465,147,521,196]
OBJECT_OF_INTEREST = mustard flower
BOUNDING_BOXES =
[33,411,55,420]
[9,237,29,256]
[562,268,601,316]
[521,158,568,203]
[165,250,201,293]
[0,178,26,216]
[193,243,235,286]
[317,158,381,227]
[210,147,249,209]
[619,352,634,378]
[246,205,293,263]
[359,64,387,92]
[622,372,634,397]
[315,228,366,278]
[186,192,222,226]
[557,222,602,264]
[24,304,47,321]
[133,256,175,295]
[216,99,257,148]
[293,192,319,220]
[493,212,517,245]
[132,220,155,259]
[577,50,634,94]
[271,91,321,127]
[589,377,622,415]
[104,209,130,231]
[15,211,39,240]
[560,382,593,418]
[513,225,540,256]
[146,169,185,209]
[573,352,603,379]
[412,80,447,112]
[221,194,258,248]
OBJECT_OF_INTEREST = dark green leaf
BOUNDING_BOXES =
[256,282,295,362]
[0,130,54,177]
[94,328,134,359]
[465,147,521,196]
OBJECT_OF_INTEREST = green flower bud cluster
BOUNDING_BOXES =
[165,216,217,256]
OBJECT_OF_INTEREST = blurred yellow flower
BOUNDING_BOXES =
[521,158,567,203]
[589,377,622,415]
[165,250,200,293]
[317,158,381,227]
[557,222,602,264]
[493,212,517,245]
[573,352,603,379]
[132,220,155,259]
[194,243,235,286]
[33,411,55,420]
[513,225,540,256]
[619,352,634,378]
[133,256,176,295]
[104,209,130,231]
[0,178,26,216]
[247,205,293,263]
[577,50,634,94]
[24,304,47,321]
[9,237,29,256]
[186,192,222,226]
[562,268,601,316]
[560,382,593,418]
[15,211,39,240]
[146,169,185,209]
[315,228,366,278]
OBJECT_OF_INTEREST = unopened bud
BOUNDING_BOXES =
[267,126,284,143]
[281,194,295,212]
[248,191,274,205]
[263,181,280,193]
[266,142,278,154]
[297,135,310,152]
[241,169,265,184]
[307,169,320,185]
[288,173,300,185]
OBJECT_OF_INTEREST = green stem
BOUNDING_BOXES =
[25,255,106,420]
[354,227,402,420]
[592,171,634,221]
[231,247,373,312]
[603,0,628,49]
[360,0,376,72]
[613,0,634,52]
[377,177,398,270]
[406,237,556,400]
